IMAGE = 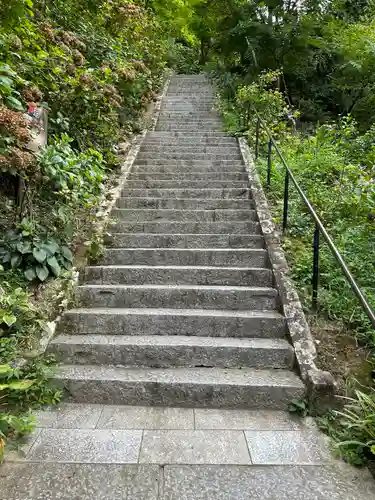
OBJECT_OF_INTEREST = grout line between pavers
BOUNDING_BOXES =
[243,430,254,465]
[158,465,165,500]
[138,429,145,464]
[95,405,105,429]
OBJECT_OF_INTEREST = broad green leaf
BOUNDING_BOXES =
[60,246,73,262]
[36,265,49,282]
[47,256,61,277]
[41,240,59,256]
[24,268,37,281]
[1,251,11,264]
[33,248,47,263]
[16,241,31,254]
[5,95,24,111]
[62,259,73,271]
[0,76,13,87]
[10,254,22,269]
[2,314,17,327]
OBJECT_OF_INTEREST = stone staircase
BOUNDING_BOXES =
[51,74,305,409]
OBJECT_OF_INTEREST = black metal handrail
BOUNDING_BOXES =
[252,109,375,328]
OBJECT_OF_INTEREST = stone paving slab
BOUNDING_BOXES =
[34,402,103,428]
[194,409,303,430]
[245,430,331,465]
[97,405,194,430]
[162,464,375,500]
[0,463,160,500]
[139,430,251,465]
[26,428,142,463]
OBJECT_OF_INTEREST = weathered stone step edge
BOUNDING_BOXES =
[99,248,268,267]
[109,221,261,235]
[132,160,245,166]
[48,335,294,369]
[130,166,247,172]
[120,189,251,199]
[59,307,287,338]
[110,208,256,222]
[77,284,279,310]
[106,233,264,249]
[128,173,247,181]
[115,198,254,210]
[54,365,305,409]
[124,181,249,189]
[148,132,233,136]
[82,265,273,287]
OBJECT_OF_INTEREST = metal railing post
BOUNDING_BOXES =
[312,223,320,311]
[267,139,272,186]
[255,118,260,160]
[282,169,289,233]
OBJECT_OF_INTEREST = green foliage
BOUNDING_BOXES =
[334,389,375,464]
[289,398,310,418]
[38,136,105,206]
[317,389,375,466]
[0,273,45,342]
[0,222,74,282]
[193,0,375,128]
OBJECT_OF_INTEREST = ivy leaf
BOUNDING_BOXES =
[10,253,22,269]
[2,314,17,327]
[47,256,61,277]
[24,268,37,281]
[36,265,49,282]
[33,248,47,263]
[60,246,73,262]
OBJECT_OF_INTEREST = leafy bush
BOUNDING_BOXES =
[0,223,73,282]
[332,389,375,465]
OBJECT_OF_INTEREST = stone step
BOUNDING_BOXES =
[143,140,238,146]
[77,284,279,310]
[99,248,267,267]
[82,265,272,286]
[149,132,232,137]
[133,159,244,167]
[109,221,261,234]
[106,233,264,249]
[158,113,220,118]
[135,153,242,162]
[128,173,248,181]
[124,181,248,189]
[160,107,216,112]
[111,208,255,222]
[60,308,287,338]
[116,198,253,210]
[132,165,245,172]
[139,146,240,154]
[156,126,224,131]
[54,365,305,409]
[120,188,250,199]
[49,335,294,369]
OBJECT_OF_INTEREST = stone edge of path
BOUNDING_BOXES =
[28,71,173,358]
[239,137,337,410]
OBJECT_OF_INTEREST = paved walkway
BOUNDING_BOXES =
[1,403,374,499]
